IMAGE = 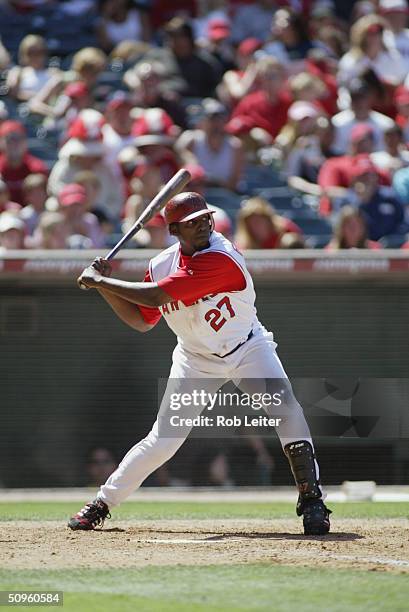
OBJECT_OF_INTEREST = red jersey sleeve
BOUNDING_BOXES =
[137,270,162,326]
[157,251,246,305]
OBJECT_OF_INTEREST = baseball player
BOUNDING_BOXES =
[68,192,331,535]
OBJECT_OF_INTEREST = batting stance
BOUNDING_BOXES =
[69,192,331,535]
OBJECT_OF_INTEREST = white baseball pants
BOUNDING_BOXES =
[98,327,319,507]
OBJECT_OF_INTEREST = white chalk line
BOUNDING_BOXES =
[139,538,409,568]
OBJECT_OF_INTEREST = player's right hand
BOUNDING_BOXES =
[92,257,112,277]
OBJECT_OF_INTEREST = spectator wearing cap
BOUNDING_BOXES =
[96,0,151,53]
[229,56,291,141]
[235,196,303,250]
[40,81,93,131]
[200,18,236,75]
[73,171,102,213]
[102,92,135,166]
[145,17,222,98]
[125,62,187,129]
[193,2,230,42]
[19,174,48,235]
[231,0,277,44]
[0,213,25,251]
[336,156,404,240]
[332,78,395,154]
[326,206,382,250]
[219,38,262,107]
[275,100,322,162]
[318,125,393,215]
[57,183,105,248]
[371,123,409,174]
[338,14,407,86]
[48,110,124,222]
[6,35,60,103]
[0,121,48,205]
[176,98,244,191]
[132,107,182,183]
[381,0,409,70]
[30,81,95,126]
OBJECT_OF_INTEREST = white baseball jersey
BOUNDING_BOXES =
[148,231,259,356]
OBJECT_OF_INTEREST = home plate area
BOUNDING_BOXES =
[2,518,409,573]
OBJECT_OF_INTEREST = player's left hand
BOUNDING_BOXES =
[92,257,112,277]
[77,265,102,289]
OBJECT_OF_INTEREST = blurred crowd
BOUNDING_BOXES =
[1,0,409,251]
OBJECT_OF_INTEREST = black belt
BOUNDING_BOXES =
[213,330,254,358]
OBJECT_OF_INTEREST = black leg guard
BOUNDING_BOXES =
[284,440,331,536]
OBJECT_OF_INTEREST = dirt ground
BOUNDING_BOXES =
[1,519,409,573]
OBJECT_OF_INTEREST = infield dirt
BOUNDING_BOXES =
[2,519,409,573]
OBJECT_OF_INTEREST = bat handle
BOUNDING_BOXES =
[104,222,143,261]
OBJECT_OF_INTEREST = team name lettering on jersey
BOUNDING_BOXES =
[160,294,218,315]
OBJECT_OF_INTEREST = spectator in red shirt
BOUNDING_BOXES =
[394,85,409,142]
[0,179,22,214]
[229,56,291,141]
[304,49,339,117]
[0,121,48,205]
[318,123,391,215]
[326,206,382,250]
[219,38,262,108]
[235,196,302,249]
[151,0,197,29]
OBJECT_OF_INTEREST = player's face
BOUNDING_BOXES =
[173,213,213,254]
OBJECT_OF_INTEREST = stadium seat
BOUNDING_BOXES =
[255,187,311,214]
[240,164,286,193]
[291,216,333,235]
[27,138,58,163]
[379,234,408,248]
[305,234,332,249]
[204,188,242,221]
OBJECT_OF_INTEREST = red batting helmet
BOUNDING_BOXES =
[164,192,216,224]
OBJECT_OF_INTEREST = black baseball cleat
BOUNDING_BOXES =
[298,498,332,536]
[67,498,111,531]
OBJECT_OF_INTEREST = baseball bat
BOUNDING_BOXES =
[79,167,191,290]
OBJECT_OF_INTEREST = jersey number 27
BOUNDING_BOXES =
[204,296,236,332]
